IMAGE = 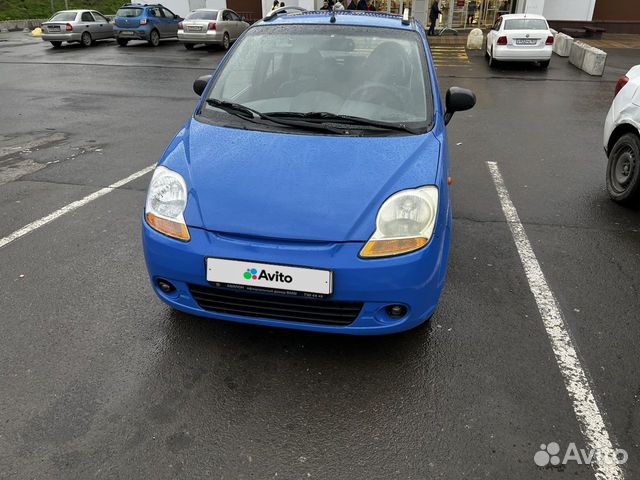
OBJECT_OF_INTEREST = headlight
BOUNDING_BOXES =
[145,166,190,241]
[360,186,438,258]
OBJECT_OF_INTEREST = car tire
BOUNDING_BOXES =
[484,49,489,59]
[50,41,62,48]
[117,38,129,47]
[149,29,160,47]
[184,43,195,50]
[81,32,92,47]
[488,48,497,68]
[222,32,230,51]
[540,59,550,69]
[606,132,640,205]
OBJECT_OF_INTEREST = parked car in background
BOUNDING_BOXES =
[604,65,640,205]
[178,9,249,50]
[114,3,182,47]
[486,14,553,69]
[142,9,476,335]
[41,10,114,48]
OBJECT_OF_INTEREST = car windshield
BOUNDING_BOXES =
[202,24,432,134]
[504,19,548,30]
[116,8,143,17]
[187,10,218,20]
[49,12,77,21]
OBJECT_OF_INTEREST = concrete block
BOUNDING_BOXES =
[466,28,484,50]
[582,44,607,76]
[569,40,587,69]
[553,32,573,57]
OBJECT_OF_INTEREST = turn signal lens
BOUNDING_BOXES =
[146,213,191,241]
[545,35,554,45]
[360,238,428,258]
[497,36,508,45]
[140,18,148,25]
[65,23,73,31]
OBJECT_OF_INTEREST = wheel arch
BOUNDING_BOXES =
[607,123,640,156]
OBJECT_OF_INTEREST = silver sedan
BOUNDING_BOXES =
[178,9,249,51]
[41,10,114,48]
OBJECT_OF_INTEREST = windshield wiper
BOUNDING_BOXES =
[205,99,345,134]
[265,111,422,134]
[206,98,265,120]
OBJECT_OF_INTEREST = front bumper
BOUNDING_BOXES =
[42,32,82,42]
[178,30,224,44]
[142,216,451,335]
[493,45,552,61]
[114,27,150,40]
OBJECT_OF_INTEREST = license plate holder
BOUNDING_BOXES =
[515,39,537,46]
[206,258,333,298]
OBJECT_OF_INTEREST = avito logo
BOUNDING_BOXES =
[244,268,293,284]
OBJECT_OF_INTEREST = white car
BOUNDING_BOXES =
[485,14,553,69]
[604,65,640,204]
[178,8,249,50]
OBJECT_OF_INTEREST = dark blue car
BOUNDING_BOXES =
[142,8,476,334]
[114,3,182,47]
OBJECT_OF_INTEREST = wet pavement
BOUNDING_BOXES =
[1,31,639,479]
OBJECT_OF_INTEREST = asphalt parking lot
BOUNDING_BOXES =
[1,32,639,479]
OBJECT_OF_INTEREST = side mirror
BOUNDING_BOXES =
[444,86,476,125]
[193,74,212,96]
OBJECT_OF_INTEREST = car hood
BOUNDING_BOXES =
[166,118,442,242]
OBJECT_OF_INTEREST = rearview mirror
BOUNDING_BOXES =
[444,87,476,125]
[193,75,212,96]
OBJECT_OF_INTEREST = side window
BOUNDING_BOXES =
[223,11,232,21]
[148,7,162,17]
[93,12,109,22]
[493,18,501,30]
[231,12,241,21]
[81,12,95,22]
[162,8,176,19]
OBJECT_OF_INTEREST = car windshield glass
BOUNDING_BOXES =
[202,25,432,133]
[187,10,218,20]
[504,19,548,30]
[116,8,143,17]
[50,12,77,21]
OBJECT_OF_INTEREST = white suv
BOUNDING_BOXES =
[604,65,640,204]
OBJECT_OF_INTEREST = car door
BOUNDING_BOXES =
[92,11,112,39]
[147,7,164,35]
[230,11,245,39]
[224,10,237,39]
[487,17,501,53]
[79,11,98,37]
[161,7,180,37]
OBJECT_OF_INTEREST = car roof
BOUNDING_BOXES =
[255,10,416,31]
[120,3,164,7]
[500,13,547,20]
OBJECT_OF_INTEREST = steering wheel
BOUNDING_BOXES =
[347,83,406,111]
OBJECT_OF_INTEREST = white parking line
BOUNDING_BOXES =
[487,161,624,480]
[0,164,155,250]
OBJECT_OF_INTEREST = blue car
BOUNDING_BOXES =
[114,3,182,47]
[142,8,476,335]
